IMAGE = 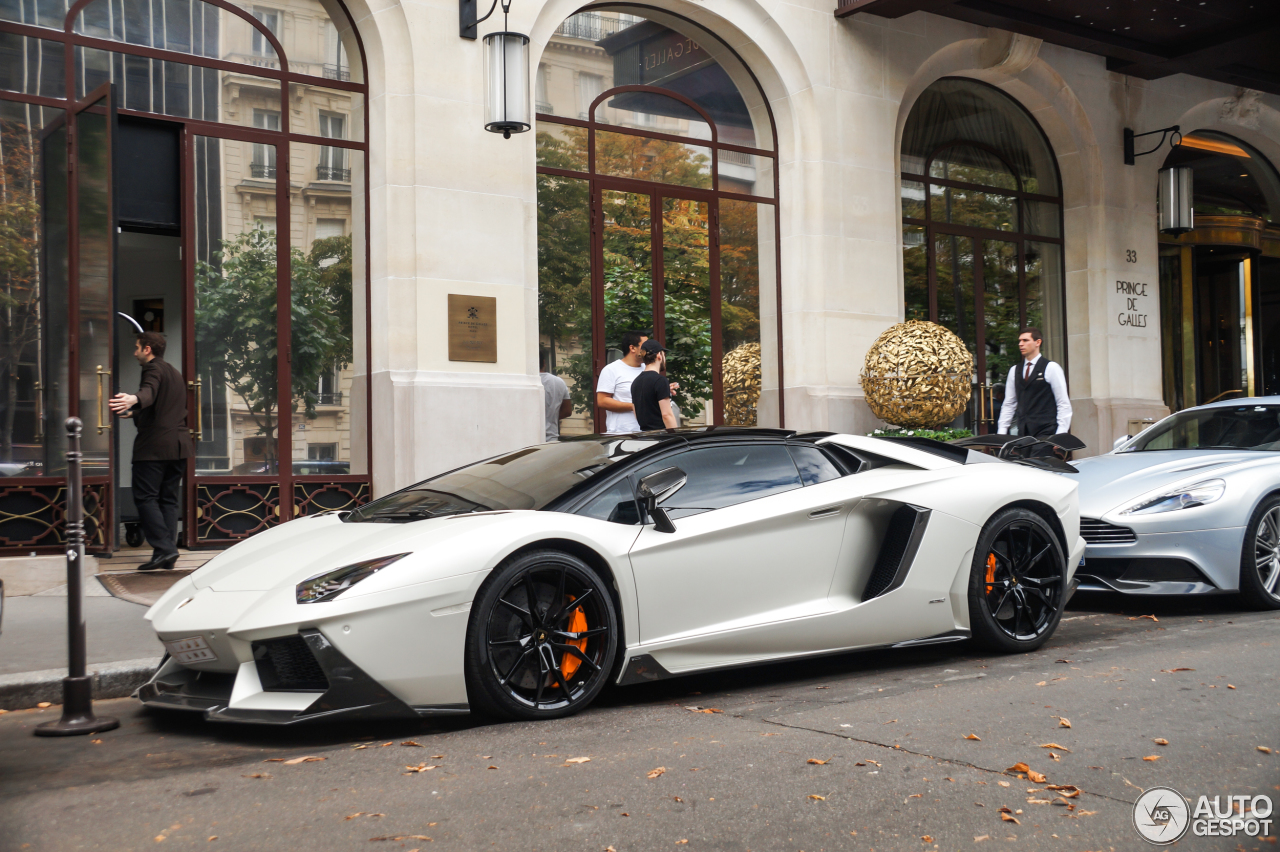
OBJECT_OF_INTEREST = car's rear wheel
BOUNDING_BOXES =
[1239,496,1280,611]
[464,549,618,721]
[968,508,1066,653]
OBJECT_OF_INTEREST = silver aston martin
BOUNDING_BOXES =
[1072,397,1280,609]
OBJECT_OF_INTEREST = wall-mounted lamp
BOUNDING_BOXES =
[461,0,530,139]
[1123,124,1181,166]
[1158,165,1194,235]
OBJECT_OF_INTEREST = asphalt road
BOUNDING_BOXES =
[0,593,1276,852]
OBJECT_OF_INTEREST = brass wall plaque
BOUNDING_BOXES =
[448,294,498,363]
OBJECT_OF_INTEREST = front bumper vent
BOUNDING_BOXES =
[1080,518,1137,545]
[252,635,329,692]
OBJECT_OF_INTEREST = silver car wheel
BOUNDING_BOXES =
[1255,506,1280,599]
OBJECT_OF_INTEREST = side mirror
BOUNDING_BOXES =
[638,466,686,534]
[1113,435,1132,451]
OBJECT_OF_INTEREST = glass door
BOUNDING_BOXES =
[71,86,116,549]
[593,184,718,430]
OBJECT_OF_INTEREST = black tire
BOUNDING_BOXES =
[125,525,144,548]
[464,549,618,721]
[1238,495,1280,611]
[968,507,1067,653]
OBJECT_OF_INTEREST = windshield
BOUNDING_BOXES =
[346,436,665,522]
[1126,404,1280,452]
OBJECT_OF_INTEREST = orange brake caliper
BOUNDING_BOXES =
[985,553,998,592]
[558,601,589,682]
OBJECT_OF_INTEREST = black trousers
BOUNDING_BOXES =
[133,459,184,558]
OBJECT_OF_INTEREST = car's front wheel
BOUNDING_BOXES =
[1239,495,1280,611]
[464,549,618,721]
[967,507,1066,653]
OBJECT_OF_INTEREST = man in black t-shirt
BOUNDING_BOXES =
[632,340,678,431]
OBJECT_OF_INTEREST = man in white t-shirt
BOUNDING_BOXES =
[595,330,648,434]
[540,349,571,441]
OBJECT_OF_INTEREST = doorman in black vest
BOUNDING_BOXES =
[997,326,1072,439]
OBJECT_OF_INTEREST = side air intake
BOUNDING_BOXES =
[862,504,930,600]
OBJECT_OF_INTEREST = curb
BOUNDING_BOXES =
[0,657,161,711]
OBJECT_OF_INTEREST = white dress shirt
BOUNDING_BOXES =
[997,354,1072,435]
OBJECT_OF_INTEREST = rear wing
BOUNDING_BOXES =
[951,433,1085,474]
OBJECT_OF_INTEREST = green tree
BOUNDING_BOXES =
[194,225,349,460]
[0,120,43,462]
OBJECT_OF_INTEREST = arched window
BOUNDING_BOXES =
[901,78,1065,433]
[0,0,369,550]
[536,7,779,431]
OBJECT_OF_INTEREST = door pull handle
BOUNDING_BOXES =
[96,365,112,434]
[808,507,841,519]
[188,378,203,441]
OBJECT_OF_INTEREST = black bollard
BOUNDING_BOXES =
[34,417,120,737]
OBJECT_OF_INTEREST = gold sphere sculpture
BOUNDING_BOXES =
[722,342,762,426]
[860,320,973,429]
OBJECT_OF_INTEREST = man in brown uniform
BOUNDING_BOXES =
[108,332,194,571]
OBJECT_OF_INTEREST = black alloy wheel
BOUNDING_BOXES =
[464,549,618,720]
[968,508,1066,652]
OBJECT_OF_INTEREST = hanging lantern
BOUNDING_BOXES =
[483,29,530,139]
[1158,165,1194,235]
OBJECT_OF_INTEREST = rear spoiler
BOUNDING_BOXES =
[951,433,1085,474]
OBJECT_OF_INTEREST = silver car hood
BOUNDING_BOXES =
[1072,450,1260,517]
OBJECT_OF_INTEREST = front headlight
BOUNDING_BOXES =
[1121,479,1225,515]
[296,553,410,604]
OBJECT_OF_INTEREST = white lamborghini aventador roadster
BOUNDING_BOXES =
[138,427,1085,724]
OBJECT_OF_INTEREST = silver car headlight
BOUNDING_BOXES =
[1121,479,1226,516]
[296,553,410,604]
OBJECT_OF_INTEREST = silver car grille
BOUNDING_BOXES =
[1080,518,1137,545]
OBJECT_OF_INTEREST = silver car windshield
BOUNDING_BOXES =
[347,436,663,521]
[1126,404,1280,452]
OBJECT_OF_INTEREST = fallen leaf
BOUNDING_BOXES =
[676,841,688,846]
[380,742,393,747]
[815,686,830,689]
[647,767,666,779]
[1129,614,1158,621]
[886,719,899,724]
[807,758,830,765]
[1005,762,1047,783]
[1026,797,1053,804]
[36,702,51,709]
[606,847,617,852]
[1142,755,1161,761]
[1228,684,1237,689]
[1153,738,1169,746]
[401,741,423,748]
[368,837,431,843]
[344,813,385,820]
[921,836,934,843]
[964,734,982,741]
[565,756,591,764]
[974,835,990,842]
[1039,743,1071,752]
[1045,785,1080,798]
[1161,668,1195,673]
[1259,746,1273,754]
[672,796,683,803]
[352,744,371,750]
[403,764,440,774]
[997,781,1010,787]
[1001,812,1020,825]
[1049,753,1060,761]
[1078,810,1098,816]
[91,738,102,744]
[807,794,825,801]
[1056,717,1072,728]
[908,793,922,799]
[241,773,271,779]
[855,762,866,767]
[208,837,216,842]
[684,706,722,713]
[1036,681,1047,686]
[263,756,325,765]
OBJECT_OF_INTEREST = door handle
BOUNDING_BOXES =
[188,378,203,441]
[808,506,841,519]
[96,365,111,434]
